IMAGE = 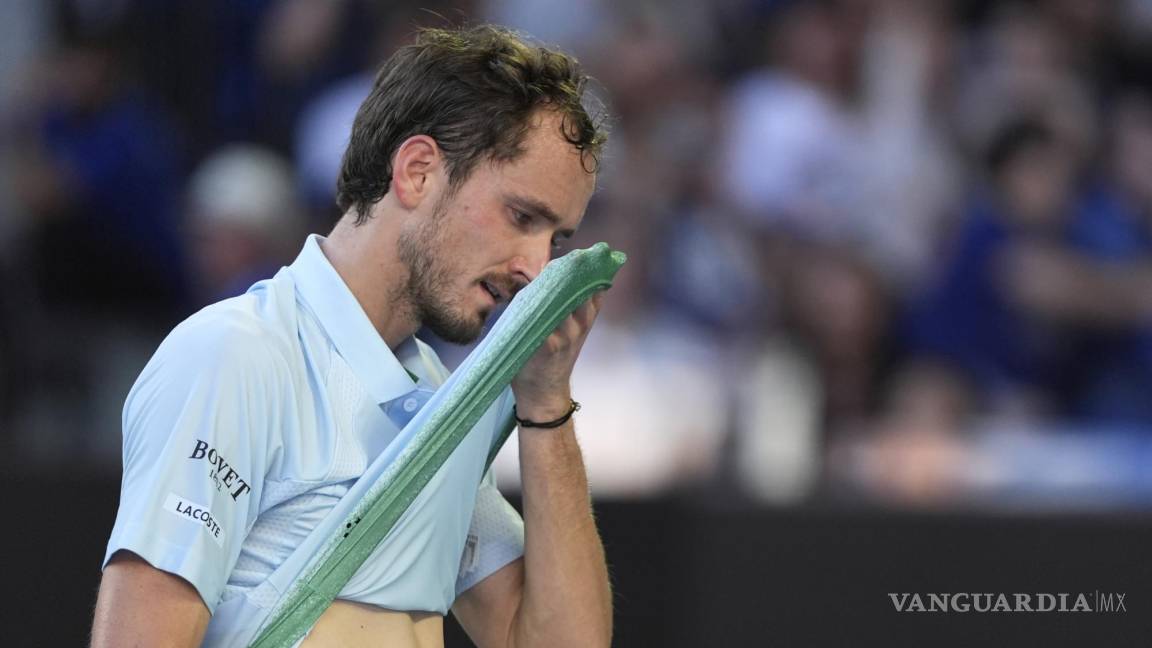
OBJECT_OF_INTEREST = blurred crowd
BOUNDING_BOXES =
[3,0,1152,509]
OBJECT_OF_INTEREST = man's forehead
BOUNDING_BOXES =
[493,132,595,217]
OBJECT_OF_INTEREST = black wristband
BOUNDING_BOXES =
[514,399,581,429]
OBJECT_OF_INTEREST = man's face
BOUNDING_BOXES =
[398,110,596,344]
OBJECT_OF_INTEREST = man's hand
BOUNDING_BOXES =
[510,291,604,419]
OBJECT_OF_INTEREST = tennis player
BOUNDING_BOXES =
[91,25,612,648]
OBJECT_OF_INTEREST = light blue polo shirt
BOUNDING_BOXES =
[104,235,525,643]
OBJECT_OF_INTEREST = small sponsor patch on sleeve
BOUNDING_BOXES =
[164,493,226,548]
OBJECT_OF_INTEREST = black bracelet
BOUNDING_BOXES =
[513,399,581,429]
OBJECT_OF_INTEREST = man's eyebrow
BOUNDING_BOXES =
[506,194,576,239]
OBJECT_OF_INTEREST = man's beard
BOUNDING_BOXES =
[396,196,487,345]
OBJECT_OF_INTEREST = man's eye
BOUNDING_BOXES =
[513,210,532,226]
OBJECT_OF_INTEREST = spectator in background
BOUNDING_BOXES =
[12,33,186,321]
[955,3,1098,172]
[855,0,962,287]
[210,0,373,154]
[902,116,1087,422]
[1060,91,1152,425]
[902,105,1152,428]
[715,1,936,501]
[829,359,973,507]
[839,95,1152,506]
[185,145,305,303]
[295,72,372,217]
[718,0,864,244]
[295,2,463,223]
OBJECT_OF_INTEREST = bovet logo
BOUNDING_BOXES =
[164,493,225,547]
[189,439,252,501]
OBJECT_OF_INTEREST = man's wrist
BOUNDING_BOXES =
[513,390,574,422]
[515,399,580,429]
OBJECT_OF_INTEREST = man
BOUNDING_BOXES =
[91,25,612,647]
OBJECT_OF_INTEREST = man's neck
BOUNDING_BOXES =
[321,214,419,349]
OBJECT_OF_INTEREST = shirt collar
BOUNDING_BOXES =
[287,234,426,404]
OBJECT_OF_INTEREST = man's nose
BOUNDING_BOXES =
[508,238,551,283]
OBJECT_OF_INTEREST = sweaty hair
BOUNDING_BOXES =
[336,25,608,223]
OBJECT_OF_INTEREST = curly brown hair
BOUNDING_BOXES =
[336,25,608,224]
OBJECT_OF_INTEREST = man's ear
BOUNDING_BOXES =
[390,135,442,210]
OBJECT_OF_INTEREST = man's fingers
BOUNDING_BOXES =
[541,289,607,354]
[569,294,602,334]
[588,290,604,314]
[543,295,602,351]
[572,291,604,326]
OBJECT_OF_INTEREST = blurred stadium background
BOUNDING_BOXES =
[3,0,1152,645]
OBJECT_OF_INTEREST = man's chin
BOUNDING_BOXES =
[426,315,485,346]
[435,329,483,346]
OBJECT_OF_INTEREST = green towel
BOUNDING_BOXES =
[249,242,626,647]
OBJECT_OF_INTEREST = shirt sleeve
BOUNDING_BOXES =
[103,309,284,613]
[455,467,525,596]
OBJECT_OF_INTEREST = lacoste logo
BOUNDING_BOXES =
[164,493,225,547]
